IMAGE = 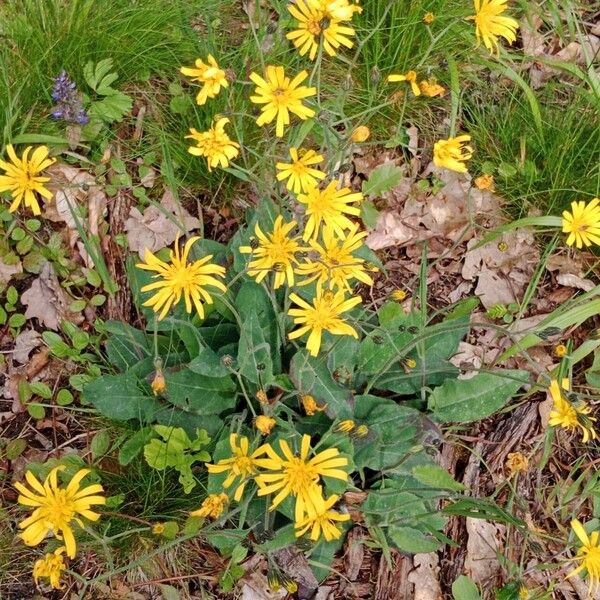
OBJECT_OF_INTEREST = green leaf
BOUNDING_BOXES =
[237,312,273,385]
[388,526,441,553]
[104,321,151,371]
[360,199,380,229]
[412,465,464,491]
[118,428,154,465]
[27,403,45,419]
[56,389,74,406]
[428,370,529,423]
[91,430,111,460]
[5,438,27,460]
[362,163,403,197]
[189,346,230,377]
[89,91,133,124]
[10,133,70,146]
[452,576,481,600]
[30,381,52,399]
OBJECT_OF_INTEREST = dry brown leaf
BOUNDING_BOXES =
[464,518,505,587]
[125,189,201,257]
[0,256,22,284]
[366,211,420,250]
[450,342,484,379]
[12,329,42,364]
[407,554,442,600]
[21,263,84,330]
[556,273,595,291]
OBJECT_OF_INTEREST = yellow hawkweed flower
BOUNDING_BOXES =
[506,452,529,476]
[151,371,166,396]
[190,493,229,519]
[288,288,361,356]
[467,0,519,55]
[548,379,597,443]
[518,586,529,599]
[136,236,227,321]
[350,125,371,143]
[324,0,362,21]
[152,523,166,535]
[33,546,67,590]
[423,12,435,24]
[180,54,229,105]
[335,419,355,433]
[388,71,421,96]
[276,148,325,194]
[295,487,350,541]
[186,118,240,171]
[206,434,265,501]
[255,415,277,435]
[0,145,55,215]
[255,434,349,521]
[554,344,568,358]
[474,173,495,191]
[433,135,473,173]
[567,519,600,593]
[256,389,268,404]
[391,289,407,302]
[295,224,373,291]
[301,394,326,416]
[419,80,445,97]
[287,0,358,61]
[239,215,304,289]
[353,424,369,438]
[562,198,600,249]
[297,181,363,241]
[250,66,316,138]
[16,467,105,558]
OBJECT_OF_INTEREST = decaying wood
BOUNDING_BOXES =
[374,550,413,600]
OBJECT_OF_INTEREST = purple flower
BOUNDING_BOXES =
[50,71,89,125]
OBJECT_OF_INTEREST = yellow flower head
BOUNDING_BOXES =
[255,434,349,521]
[391,289,407,302]
[433,135,473,173]
[296,224,373,292]
[554,343,568,358]
[335,419,355,433]
[562,198,600,249]
[180,54,229,105]
[506,451,529,476]
[287,0,358,61]
[295,486,350,541]
[353,424,369,438]
[474,173,495,191]
[33,546,67,590]
[255,415,277,435]
[423,12,435,24]
[350,125,371,143]
[206,434,265,501]
[186,117,240,171]
[297,181,362,241]
[256,389,269,404]
[288,288,361,356]
[16,467,105,558]
[276,147,326,194]
[136,236,227,321]
[548,379,597,443]
[190,493,229,519]
[419,80,446,97]
[152,522,166,535]
[388,71,421,96]
[467,0,519,55]
[567,519,600,594]
[301,394,326,415]
[0,145,55,215]
[239,215,304,289]
[151,371,166,396]
[250,66,316,138]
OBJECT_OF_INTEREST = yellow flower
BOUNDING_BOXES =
[255,415,276,435]
[190,493,229,519]
[419,80,445,97]
[518,586,529,599]
[423,12,435,24]
[474,173,495,191]
[433,135,473,173]
[33,546,67,590]
[180,54,229,105]
[567,519,600,593]
[256,389,269,404]
[391,289,407,302]
[324,0,362,21]
[548,379,597,443]
[295,487,350,541]
[335,420,355,433]
[276,148,326,194]
[506,452,529,476]
[288,289,361,356]
[467,0,519,55]
[152,523,165,535]
[186,117,240,171]
[136,236,227,321]
[350,126,370,143]
[295,224,373,291]
[554,344,568,358]
[206,434,264,501]
[353,424,369,438]
[297,181,363,241]
[562,198,600,249]
[151,371,166,396]
[301,394,326,416]
[287,0,357,61]
[388,71,421,96]
[255,434,349,521]
[250,66,316,138]
[239,215,304,289]
[0,145,55,215]
[404,358,417,369]
[16,467,105,558]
